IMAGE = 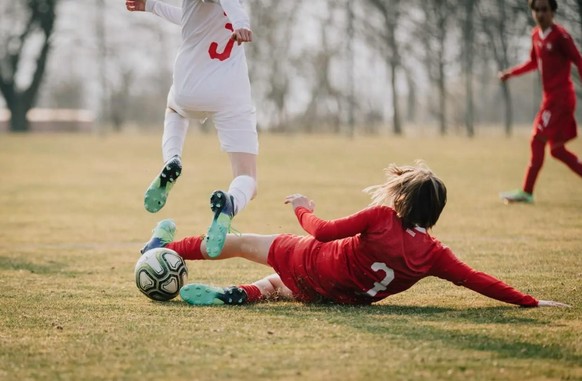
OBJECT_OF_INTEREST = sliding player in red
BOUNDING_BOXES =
[141,163,568,308]
[499,0,582,204]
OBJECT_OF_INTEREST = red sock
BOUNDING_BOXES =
[522,137,546,194]
[239,284,262,303]
[166,236,204,260]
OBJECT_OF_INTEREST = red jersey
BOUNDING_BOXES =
[267,206,538,307]
[508,24,582,99]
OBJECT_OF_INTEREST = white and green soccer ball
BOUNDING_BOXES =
[135,248,188,301]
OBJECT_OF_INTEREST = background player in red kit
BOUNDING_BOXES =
[499,0,582,203]
[141,163,568,308]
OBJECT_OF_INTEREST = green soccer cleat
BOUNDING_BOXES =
[140,219,176,254]
[144,156,182,213]
[204,190,235,258]
[180,283,247,306]
[499,189,534,204]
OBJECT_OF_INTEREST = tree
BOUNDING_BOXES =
[419,0,451,135]
[0,0,58,132]
[366,0,403,135]
[462,0,478,137]
[479,0,529,136]
[246,0,301,132]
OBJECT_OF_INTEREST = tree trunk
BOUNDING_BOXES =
[0,0,58,133]
[390,60,402,135]
[438,58,446,135]
[405,71,416,123]
[9,99,30,132]
[501,81,512,137]
[464,0,476,137]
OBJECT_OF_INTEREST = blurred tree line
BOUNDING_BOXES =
[1,0,581,135]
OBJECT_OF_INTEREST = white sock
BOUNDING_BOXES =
[228,175,256,215]
[162,110,189,163]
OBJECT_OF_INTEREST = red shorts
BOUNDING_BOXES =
[267,234,328,303]
[532,92,577,144]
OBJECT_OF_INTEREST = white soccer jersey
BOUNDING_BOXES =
[146,0,252,112]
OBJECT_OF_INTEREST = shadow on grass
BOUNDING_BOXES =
[252,303,580,365]
[255,303,544,325]
[169,300,578,365]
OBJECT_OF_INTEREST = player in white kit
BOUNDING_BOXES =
[126,0,257,257]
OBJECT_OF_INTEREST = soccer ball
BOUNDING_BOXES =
[135,248,188,301]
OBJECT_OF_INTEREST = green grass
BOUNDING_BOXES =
[0,131,581,381]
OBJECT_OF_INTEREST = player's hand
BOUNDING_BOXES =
[231,28,253,45]
[126,0,146,12]
[498,71,511,82]
[537,300,571,308]
[284,194,315,212]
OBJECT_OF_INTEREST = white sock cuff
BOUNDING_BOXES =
[228,175,256,215]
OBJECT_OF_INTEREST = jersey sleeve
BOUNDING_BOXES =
[507,42,538,77]
[219,0,250,30]
[146,0,182,25]
[429,248,538,307]
[558,29,582,79]
[294,206,383,242]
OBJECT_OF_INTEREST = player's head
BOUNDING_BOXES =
[365,162,447,229]
[529,0,556,28]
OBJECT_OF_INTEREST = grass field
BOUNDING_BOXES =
[0,131,581,381]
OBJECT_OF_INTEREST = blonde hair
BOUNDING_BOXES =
[363,162,447,229]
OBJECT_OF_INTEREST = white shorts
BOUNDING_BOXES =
[167,88,258,155]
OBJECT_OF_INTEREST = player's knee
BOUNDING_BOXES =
[550,145,566,159]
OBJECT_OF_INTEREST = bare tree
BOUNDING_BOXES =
[366,0,403,135]
[302,13,343,133]
[462,0,479,137]
[95,0,110,132]
[346,0,356,137]
[479,0,529,136]
[0,0,58,132]
[246,0,301,132]
[419,0,451,135]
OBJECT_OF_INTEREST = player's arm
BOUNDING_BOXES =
[285,194,380,242]
[499,44,538,81]
[219,0,252,44]
[126,0,182,26]
[429,248,569,307]
[558,30,582,80]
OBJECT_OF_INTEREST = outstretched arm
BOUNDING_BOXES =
[499,44,538,81]
[429,248,569,308]
[558,29,582,80]
[126,0,182,26]
[285,194,383,242]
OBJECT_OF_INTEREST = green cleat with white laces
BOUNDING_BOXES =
[499,189,534,204]
[144,156,182,213]
[140,219,176,254]
[180,283,248,306]
[205,190,236,258]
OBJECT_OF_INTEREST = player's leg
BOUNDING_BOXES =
[205,106,258,257]
[169,232,276,264]
[180,274,294,306]
[144,104,189,213]
[253,273,294,300]
[550,142,582,176]
[178,235,286,306]
[140,218,275,264]
[500,136,545,204]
